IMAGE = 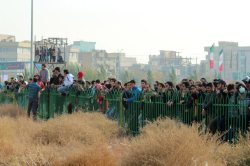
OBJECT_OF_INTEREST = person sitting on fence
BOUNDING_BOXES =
[49,67,62,87]
[27,77,41,120]
[72,71,86,92]
[49,70,58,87]
[57,69,74,96]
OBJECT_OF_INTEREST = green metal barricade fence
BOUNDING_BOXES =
[104,89,124,127]
[15,89,29,110]
[77,88,97,111]
[38,89,50,119]
[0,92,15,105]
[1,88,250,141]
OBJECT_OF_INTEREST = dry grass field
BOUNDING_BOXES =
[0,104,249,166]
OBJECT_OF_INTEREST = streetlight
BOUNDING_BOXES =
[30,0,33,75]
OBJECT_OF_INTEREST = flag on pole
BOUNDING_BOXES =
[219,49,224,72]
[209,44,214,69]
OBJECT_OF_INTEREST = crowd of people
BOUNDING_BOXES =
[1,64,250,135]
[35,46,64,63]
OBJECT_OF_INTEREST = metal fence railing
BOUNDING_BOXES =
[0,89,249,141]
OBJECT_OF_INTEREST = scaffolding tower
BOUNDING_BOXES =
[34,37,67,72]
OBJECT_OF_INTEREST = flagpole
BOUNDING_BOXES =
[30,0,33,75]
[223,52,225,80]
[223,49,225,80]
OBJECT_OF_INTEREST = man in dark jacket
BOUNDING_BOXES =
[202,82,216,134]
[27,77,41,120]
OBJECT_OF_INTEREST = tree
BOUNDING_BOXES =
[147,70,153,85]
[68,63,99,81]
[120,70,133,83]
[23,67,31,81]
[83,67,98,81]
[188,70,198,81]
[168,67,177,84]
[97,65,107,81]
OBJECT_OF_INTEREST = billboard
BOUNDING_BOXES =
[0,62,25,70]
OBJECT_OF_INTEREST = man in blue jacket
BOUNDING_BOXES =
[27,77,41,120]
[123,80,141,135]
[125,80,141,102]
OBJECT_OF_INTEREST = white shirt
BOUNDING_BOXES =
[63,74,74,86]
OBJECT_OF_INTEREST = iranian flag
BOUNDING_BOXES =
[209,44,214,69]
[219,49,224,72]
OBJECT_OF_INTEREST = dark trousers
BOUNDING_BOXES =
[50,56,56,62]
[28,97,38,120]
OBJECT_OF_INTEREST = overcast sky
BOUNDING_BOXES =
[1,0,250,63]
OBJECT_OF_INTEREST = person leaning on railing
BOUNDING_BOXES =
[49,67,63,88]
[39,64,50,86]
[214,79,228,133]
[237,84,250,131]
[72,71,86,92]
[67,71,86,113]
[185,85,199,122]
[123,80,141,103]
[202,82,216,134]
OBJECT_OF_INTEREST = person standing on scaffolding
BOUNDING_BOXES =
[51,46,56,62]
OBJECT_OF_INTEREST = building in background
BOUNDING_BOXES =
[78,50,137,78]
[0,34,15,42]
[0,34,31,79]
[66,41,96,65]
[119,54,137,70]
[65,46,80,64]
[0,34,31,62]
[204,41,250,81]
[148,50,193,81]
[72,41,96,53]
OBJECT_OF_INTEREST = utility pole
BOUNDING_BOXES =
[196,57,198,80]
[30,0,33,75]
